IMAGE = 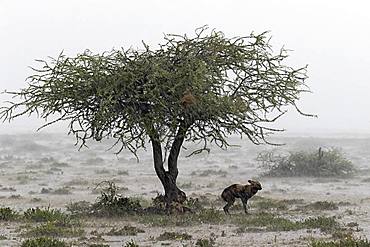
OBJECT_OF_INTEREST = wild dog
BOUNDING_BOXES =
[221,180,262,215]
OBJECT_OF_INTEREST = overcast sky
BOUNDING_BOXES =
[1,0,370,135]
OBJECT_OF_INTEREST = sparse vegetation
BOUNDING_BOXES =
[117,170,129,175]
[179,181,193,189]
[0,135,367,246]
[258,148,355,177]
[197,169,228,177]
[41,188,53,194]
[303,201,339,211]
[0,175,364,247]
[236,214,340,233]
[91,181,142,216]
[157,231,192,241]
[21,237,69,247]
[23,221,84,238]
[66,201,92,216]
[253,197,289,211]
[0,207,18,221]
[0,186,16,191]
[123,240,139,247]
[195,238,216,247]
[106,225,145,236]
[183,197,204,211]
[52,187,72,195]
[23,207,70,223]
[16,175,34,184]
[311,236,370,247]
[9,194,22,199]
[94,169,110,175]
[64,178,89,186]
[50,161,69,167]
[302,216,340,233]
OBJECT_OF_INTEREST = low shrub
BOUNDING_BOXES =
[91,181,142,216]
[258,148,355,177]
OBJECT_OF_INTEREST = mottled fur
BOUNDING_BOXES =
[221,180,262,214]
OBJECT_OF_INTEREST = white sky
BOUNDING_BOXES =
[1,0,370,135]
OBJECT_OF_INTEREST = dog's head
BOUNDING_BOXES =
[248,179,262,191]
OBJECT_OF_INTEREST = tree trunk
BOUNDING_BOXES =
[150,122,189,206]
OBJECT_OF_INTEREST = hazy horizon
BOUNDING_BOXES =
[1,0,370,135]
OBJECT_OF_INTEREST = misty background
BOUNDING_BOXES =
[1,0,370,135]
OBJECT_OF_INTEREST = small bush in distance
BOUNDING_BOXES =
[21,237,69,247]
[258,148,355,177]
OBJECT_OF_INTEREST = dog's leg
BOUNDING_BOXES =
[223,197,235,215]
[241,197,249,214]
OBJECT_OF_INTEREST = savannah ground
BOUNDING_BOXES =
[0,133,370,246]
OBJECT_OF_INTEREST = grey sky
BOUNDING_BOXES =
[1,0,370,134]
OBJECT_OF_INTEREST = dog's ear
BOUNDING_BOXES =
[248,179,252,184]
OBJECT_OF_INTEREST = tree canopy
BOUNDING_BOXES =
[1,27,311,158]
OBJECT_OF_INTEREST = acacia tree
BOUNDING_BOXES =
[1,27,312,205]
